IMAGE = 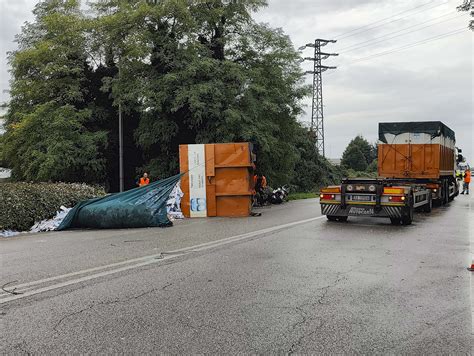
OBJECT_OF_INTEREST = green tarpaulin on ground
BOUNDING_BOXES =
[57,174,183,230]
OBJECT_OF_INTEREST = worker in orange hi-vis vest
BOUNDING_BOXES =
[461,168,471,195]
[139,172,150,187]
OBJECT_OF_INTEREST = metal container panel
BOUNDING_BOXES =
[216,196,252,217]
[179,142,253,217]
[378,122,455,179]
[378,143,454,179]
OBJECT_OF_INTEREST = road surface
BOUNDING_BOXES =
[1,197,473,354]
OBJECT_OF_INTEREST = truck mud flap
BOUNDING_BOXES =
[382,206,402,218]
[321,204,341,216]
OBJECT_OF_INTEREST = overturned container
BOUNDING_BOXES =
[179,143,254,217]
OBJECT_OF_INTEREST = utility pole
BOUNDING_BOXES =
[299,39,338,157]
[118,65,124,192]
[119,101,123,192]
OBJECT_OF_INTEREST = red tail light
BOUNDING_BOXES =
[320,194,335,200]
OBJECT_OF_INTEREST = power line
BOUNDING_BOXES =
[334,1,437,38]
[337,11,462,53]
[332,28,467,70]
[335,1,449,40]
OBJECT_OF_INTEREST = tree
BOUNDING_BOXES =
[89,0,308,186]
[3,0,322,190]
[2,0,107,183]
[341,145,367,172]
[366,159,378,173]
[341,135,376,171]
[457,0,473,30]
[292,127,345,192]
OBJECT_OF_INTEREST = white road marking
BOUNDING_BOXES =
[467,196,473,339]
[0,216,325,304]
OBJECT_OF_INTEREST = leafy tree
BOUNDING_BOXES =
[3,0,332,191]
[457,0,473,30]
[341,135,376,171]
[3,0,107,183]
[0,135,5,169]
[341,145,368,172]
[366,159,378,173]
[292,127,345,192]
[89,0,308,186]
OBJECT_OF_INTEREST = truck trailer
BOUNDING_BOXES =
[320,121,462,225]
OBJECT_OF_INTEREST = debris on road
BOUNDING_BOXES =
[57,174,183,230]
[1,281,23,295]
[2,181,186,236]
[30,206,72,233]
[167,182,184,220]
[1,206,72,237]
[0,230,20,238]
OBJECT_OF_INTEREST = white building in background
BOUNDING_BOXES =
[0,111,12,179]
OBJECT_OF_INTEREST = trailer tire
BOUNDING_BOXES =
[401,206,413,225]
[327,216,338,222]
[337,216,348,222]
[422,195,432,213]
[448,181,455,201]
[442,180,449,205]
[390,218,401,225]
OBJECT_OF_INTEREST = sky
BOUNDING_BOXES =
[0,0,472,161]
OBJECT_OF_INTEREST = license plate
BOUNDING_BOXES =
[351,195,372,201]
[349,207,374,215]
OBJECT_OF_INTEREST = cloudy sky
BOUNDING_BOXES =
[0,0,472,160]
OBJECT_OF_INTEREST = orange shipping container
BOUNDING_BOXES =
[378,121,456,179]
[179,143,254,217]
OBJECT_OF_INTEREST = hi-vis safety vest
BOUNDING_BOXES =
[465,170,471,183]
[139,177,150,187]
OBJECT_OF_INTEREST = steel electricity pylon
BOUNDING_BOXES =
[299,39,338,157]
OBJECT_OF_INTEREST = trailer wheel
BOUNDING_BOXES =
[422,195,432,213]
[442,180,449,205]
[327,216,338,221]
[337,216,348,222]
[448,181,455,201]
[390,218,401,225]
[401,205,413,225]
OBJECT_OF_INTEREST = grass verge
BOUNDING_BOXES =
[287,192,318,201]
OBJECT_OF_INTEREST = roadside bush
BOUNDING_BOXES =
[291,128,346,192]
[346,169,378,179]
[0,182,105,231]
[366,159,378,173]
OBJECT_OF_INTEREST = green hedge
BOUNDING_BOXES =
[0,182,105,231]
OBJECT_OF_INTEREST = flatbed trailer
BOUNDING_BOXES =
[320,178,458,225]
[320,121,461,225]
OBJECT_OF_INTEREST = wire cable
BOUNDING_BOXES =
[334,1,438,38]
[337,11,462,53]
[335,1,450,40]
[328,28,468,72]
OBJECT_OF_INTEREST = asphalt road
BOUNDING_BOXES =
[1,197,473,354]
